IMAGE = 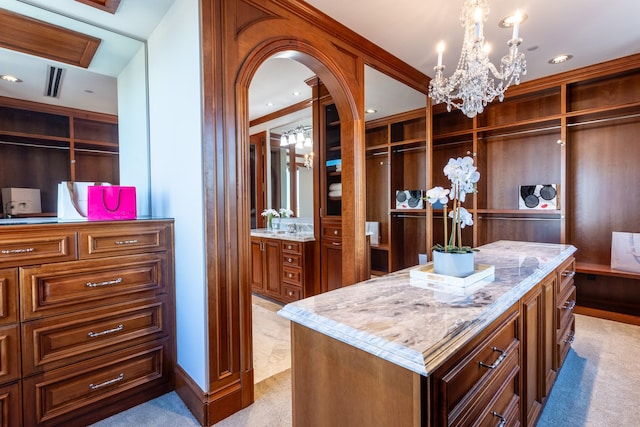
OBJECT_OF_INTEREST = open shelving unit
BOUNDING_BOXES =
[0,96,119,214]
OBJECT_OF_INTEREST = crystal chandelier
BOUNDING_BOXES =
[428,0,526,118]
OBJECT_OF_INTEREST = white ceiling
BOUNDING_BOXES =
[1,0,639,127]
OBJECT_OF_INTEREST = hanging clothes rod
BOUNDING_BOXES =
[393,145,426,154]
[0,139,69,151]
[393,214,426,219]
[478,216,564,221]
[566,112,640,127]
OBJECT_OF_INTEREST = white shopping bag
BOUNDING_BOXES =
[611,231,640,273]
[57,182,109,221]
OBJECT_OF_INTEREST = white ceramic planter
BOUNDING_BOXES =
[433,250,475,277]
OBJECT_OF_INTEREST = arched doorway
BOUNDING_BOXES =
[236,39,362,400]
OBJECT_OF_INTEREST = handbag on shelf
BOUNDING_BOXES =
[87,186,137,221]
[611,231,640,273]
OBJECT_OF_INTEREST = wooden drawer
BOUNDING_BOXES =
[283,266,302,285]
[282,284,302,302]
[557,285,576,331]
[0,230,76,268]
[451,347,520,427]
[282,253,301,267]
[23,340,170,427]
[78,221,172,259]
[556,257,575,297]
[0,268,18,325]
[281,241,302,255]
[22,296,169,376]
[322,224,342,240]
[20,253,168,321]
[0,324,20,386]
[0,381,21,427]
[557,315,575,369]
[437,309,519,419]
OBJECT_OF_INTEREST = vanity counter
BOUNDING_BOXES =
[279,240,576,376]
[250,228,315,242]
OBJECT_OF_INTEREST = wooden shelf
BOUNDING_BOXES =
[370,243,389,251]
[477,209,563,216]
[576,262,640,280]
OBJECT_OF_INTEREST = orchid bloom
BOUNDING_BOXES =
[450,207,473,228]
[425,186,450,206]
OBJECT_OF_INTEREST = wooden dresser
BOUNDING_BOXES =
[0,219,175,426]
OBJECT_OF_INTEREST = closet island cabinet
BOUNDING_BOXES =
[0,219,175,426]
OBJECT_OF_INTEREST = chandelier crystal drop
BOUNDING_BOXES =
[428,0,526,118]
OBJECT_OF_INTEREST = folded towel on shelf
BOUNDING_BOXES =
[328,190,342,198]
[329,182,342,191]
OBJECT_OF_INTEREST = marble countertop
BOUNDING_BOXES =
[250,228,315,242]
[278,240,576,376]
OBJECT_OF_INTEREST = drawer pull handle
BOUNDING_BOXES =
[333,230,339,235]
[491,411,506,427]
[479,347,507,370]
[89,373,124,390]
[332,242,341,246]
[563,300,576,310]
[564,332,575,344]
[86,277,123,288]
[115,239,138,245]
[1,247,35,254]
[287,245,293,250]
[288,273,294,278]
[88,324,124,338]
[562,270,576,277]
[288,258,293,263]
[288,291,294,296]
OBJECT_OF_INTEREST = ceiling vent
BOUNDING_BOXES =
[45,66,65,98]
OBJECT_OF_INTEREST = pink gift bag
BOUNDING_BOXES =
[87,186,137,221]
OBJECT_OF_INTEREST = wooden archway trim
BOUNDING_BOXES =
[188,1,429,425]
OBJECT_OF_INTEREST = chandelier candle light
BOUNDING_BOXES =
[428,0,526,118]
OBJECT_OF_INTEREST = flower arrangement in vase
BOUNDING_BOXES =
[261,208,279,230]
[425,156,480,277]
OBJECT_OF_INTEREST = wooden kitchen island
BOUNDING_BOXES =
[278,241,577,426]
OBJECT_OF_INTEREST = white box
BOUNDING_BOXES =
[2,188,42,215]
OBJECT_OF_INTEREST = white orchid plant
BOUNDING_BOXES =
[425,156,480,254]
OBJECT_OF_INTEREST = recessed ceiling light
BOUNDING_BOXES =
[266,102,274,107]
[548,54,573,64]
[365,109,377,114]
[499,11,528,28]
[292,91,301,96]
[1,74,22,83]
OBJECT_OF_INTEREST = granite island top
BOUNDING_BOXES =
[278,240,576,376]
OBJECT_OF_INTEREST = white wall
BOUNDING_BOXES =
[118,45,151,216]
[147,0,208,390]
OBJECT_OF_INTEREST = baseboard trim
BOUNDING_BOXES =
[576,306,640,326]
[174,365,257,426]
[175,364,207,426]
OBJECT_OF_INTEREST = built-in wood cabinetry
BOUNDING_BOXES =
[312,79,344,291]
[251,236,314,303]
[0,219,174,426]
[365,109,428,275]
[0,96,119,214]
[364,55,640,321]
